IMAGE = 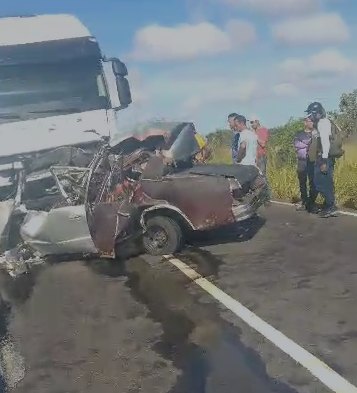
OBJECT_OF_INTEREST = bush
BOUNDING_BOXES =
[267,143,357,209]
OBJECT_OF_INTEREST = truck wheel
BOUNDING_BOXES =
[143,216,183,255]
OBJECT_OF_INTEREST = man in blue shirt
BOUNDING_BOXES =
[228,113,240,163]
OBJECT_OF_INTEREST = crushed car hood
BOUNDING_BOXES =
[186,164,260,185]
[110,121,202,161]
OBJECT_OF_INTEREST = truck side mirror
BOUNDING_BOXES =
[111,58,128,77]
[102,57,132,110]
[115,75,132,109]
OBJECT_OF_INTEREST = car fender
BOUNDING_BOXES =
[140,204,195,231]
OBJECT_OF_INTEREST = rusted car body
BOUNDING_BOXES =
[0,121,268,271]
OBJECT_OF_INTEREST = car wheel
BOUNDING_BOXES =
[143,216,183,256]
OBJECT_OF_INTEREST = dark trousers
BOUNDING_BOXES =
[257,155,271,199]
[297,159,318,206]
[314,158,335,208]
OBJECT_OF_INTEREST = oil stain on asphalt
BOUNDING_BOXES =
[94,254,299,393]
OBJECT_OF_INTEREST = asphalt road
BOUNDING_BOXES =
[1,204,357,392]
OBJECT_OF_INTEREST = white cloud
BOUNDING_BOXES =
[280,49,354,81]
[129,19,256,62]
[274,49,357,96]
[181,78,262,114]
[272,13,350,45]
[124,62,268,119]
[273,83,298,97]
[208,0,321,15]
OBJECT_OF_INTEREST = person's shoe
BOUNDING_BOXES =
[306,203,319,214]
[318,205,338,218]
[309,206,320,214]
[295,202,307,211]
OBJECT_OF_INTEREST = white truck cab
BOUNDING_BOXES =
[0,14,131,163]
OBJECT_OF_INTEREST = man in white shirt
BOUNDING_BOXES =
[234,115,258,165]
[305,102,337,218]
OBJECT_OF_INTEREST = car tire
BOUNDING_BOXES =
[143,216,183,256]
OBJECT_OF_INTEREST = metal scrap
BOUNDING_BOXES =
[0,244,43,278]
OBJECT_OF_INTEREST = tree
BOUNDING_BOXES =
[338,89,357,138]
[206,129,231,149]
[326,110,339,123]
[269,117,303,165]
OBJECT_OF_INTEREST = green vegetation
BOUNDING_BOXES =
[207,90,357,209]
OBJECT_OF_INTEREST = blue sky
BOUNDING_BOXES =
[2,0,357,133]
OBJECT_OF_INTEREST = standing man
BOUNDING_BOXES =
[228,113,240,164]
[234,115,258,165]
[293,114,318,212]
[305,102,338,218]
[250,115,271,200]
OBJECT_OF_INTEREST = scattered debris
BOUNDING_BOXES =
[0,245,44,278]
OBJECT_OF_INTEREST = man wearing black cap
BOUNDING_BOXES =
[305,102,338,218]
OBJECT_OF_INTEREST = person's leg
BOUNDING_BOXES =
[306,160,318,211]
[316,158,337,218]
[297,160,308,210]
[313,159,327,207]
[257,155,271,201]
[314,159,323,193]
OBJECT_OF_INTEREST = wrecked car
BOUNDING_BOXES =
[0,121,268,275]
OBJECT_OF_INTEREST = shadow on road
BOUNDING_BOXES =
[174,247,224,279]
[0,266,44,391]
[0,267,42,308]
[188,214,266,247]
[172,215,266,281]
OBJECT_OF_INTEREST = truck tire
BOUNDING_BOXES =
[143,216,183,255]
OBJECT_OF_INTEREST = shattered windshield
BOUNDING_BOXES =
[0,57,110,123]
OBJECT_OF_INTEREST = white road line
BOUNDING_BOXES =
[164,255,357,393]
[271,200,297,207]
[271,200,357,217]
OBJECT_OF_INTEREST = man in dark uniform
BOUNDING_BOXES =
[305,102,338,218]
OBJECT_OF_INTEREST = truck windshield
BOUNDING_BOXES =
[0,57,110,123]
